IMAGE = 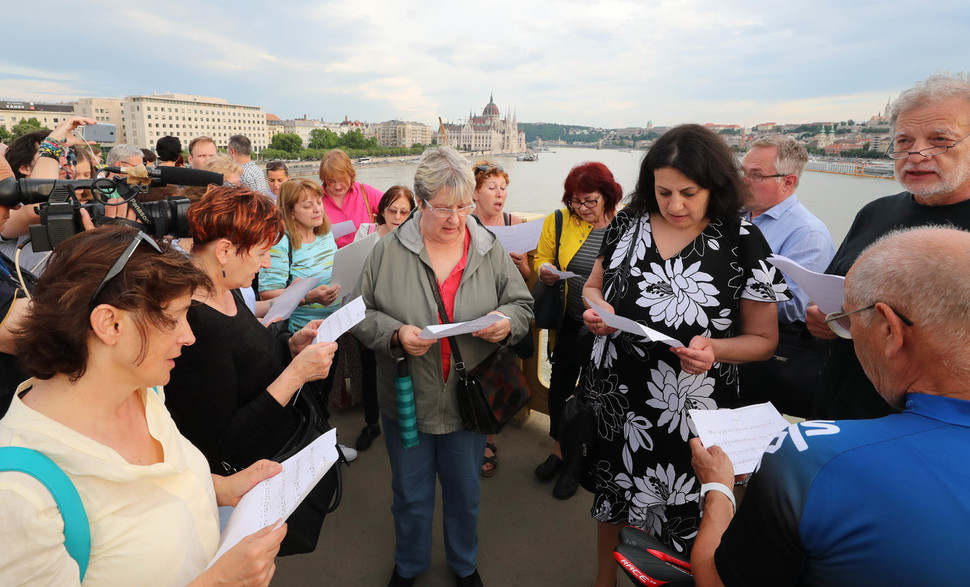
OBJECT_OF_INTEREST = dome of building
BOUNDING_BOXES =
[483,93,500,117]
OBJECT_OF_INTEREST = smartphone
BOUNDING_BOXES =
[82,123,116,144]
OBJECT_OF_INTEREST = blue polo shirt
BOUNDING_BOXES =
[715,393,970,586]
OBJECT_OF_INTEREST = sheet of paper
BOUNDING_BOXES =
[689,403,791,475]
[330,220,356,240]
[487,218,544,254]
[539,263,579,280]
[767,254,845,314]
[260,276,321,325]
[583,297,684,347]
[330,232,378,289]
[314,296,366,343]
[208,429,339,567]
[418,314,507,339]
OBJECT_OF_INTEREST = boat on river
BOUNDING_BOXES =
[516,152,539,161]
[805,158,894,179]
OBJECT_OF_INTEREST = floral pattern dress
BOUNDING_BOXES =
[583,209,788,554]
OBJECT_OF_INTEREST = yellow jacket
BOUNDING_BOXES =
[532,208,598,299]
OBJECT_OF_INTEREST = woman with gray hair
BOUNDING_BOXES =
[353,146,533,587]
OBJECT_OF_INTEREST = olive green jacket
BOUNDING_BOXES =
[352,211,534,434]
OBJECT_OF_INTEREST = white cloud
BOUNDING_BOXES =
[2,0,968,127]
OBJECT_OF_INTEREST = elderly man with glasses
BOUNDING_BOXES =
[738,136,835,417]
[805,72,970,420]
[688,225,970,586]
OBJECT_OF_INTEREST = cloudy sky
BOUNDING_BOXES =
[4,1,968,129]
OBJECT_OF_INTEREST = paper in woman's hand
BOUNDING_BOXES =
[418,314,508,339]
[208,429,339,567]
[583,297,684,347]
[488,218,544,253]
[330,220,356,240]
[313,296,366,343]
[261,277,322,325]
[540,263,579,280]
[330,232,378,289]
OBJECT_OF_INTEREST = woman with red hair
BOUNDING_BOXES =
[164,186,339,554]
[532,162,623,499]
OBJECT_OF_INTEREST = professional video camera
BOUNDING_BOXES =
[0,165,223,251]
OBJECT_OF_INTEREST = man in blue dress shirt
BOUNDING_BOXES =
[738,136,835,416]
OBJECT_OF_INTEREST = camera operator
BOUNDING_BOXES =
[0,117,136,414]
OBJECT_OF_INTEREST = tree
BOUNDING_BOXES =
[269,133,303,155]
[260,148,292,161]
[11,117,47,139]
[339,129,369,150]
[308,129,340,150]
[0,126,10,142]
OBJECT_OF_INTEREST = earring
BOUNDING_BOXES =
[221,265,227,279]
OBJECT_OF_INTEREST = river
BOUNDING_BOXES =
[351,147,898,245]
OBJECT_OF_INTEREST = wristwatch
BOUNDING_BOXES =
[699,482,737,514]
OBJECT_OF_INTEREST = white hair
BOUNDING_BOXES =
[890,72,970,135]
[413,146,475,205]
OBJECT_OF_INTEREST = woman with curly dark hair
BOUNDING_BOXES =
[581,124,789,586]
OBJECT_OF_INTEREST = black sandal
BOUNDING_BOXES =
[481,442,498,477]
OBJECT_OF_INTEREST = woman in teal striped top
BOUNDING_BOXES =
[259,178,342,332]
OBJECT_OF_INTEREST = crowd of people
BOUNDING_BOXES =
[1,70,970,586]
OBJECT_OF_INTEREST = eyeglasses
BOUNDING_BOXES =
[742,170,788,183]
[474,164,504,175]
[887,132,970,159]
[427,203,476,218]
[90,231,162,306]
[266,161,288,172]
[570,195,602,210]
[824,302,914,339]
[386,207,411,216]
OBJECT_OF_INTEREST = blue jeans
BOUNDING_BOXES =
[382,415,487,578]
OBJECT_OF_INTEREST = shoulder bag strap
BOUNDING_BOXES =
[285,234,295,286]
[360,184,376,223]
[0,447,90,580]
[422,264,468,380]
[554,209,563,269]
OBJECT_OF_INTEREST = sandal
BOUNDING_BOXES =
[481,442,498,477]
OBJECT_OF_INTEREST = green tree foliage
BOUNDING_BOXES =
[11,117,47,139]
[308,129,341,150]
[340,129,372,150]
[0,126,10,142]
[269,133,303,154]
[261,148,292,161]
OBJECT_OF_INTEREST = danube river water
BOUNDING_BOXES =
[352,147,897,245]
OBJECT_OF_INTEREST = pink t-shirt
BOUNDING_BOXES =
[436,230,471,381]
[322,182,383,248]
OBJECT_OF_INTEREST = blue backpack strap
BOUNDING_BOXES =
[0,446,91,581]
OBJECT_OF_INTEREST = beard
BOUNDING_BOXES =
[900,158,970,203]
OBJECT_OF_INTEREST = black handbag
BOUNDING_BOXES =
[559,393,598,493]
[531,209,565,330]
[424,266,531,435]
[222,386,343,556]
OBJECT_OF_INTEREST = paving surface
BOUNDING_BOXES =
[272,405,619,586]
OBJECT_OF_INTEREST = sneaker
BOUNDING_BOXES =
[355,423,382,451]
[338,444,358,463]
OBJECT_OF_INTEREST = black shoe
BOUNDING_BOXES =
[356,423,382,452]
[553,471,580,500]
[534,454,562,482]
[388,566,415,587]
[455,569,483,587]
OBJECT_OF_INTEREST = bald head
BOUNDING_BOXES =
[846,227,970,397]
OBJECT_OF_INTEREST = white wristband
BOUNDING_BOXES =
[699,482,736,515]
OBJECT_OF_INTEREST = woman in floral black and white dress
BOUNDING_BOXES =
[581,124,789,587]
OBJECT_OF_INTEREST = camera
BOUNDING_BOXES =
[0,166,222,251]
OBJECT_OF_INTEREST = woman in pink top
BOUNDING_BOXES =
[319,149,384,248]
